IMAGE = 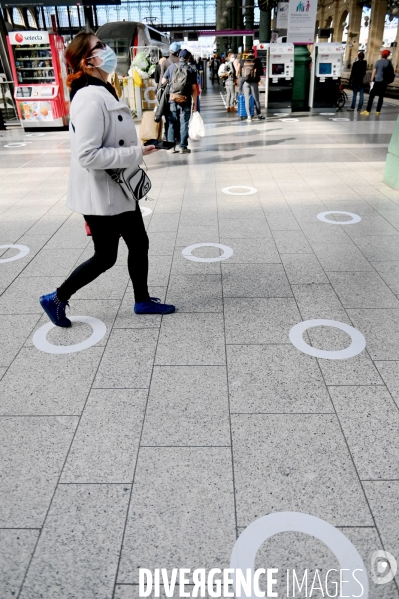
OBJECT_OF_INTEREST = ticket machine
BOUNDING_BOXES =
[309,43,342,111]
[264,43,294,113]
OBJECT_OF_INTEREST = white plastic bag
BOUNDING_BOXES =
[189,112,205,141]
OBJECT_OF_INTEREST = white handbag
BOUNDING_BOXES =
[105,165,151,201]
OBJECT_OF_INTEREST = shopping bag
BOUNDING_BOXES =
[139,111,162,143]
[188,112,205,141]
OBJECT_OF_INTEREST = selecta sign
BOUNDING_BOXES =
[9,31,50,45]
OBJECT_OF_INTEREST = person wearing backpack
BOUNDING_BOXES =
[162,49,197,154]
[361,49,395,116]
[239,53,265,121]
[219,51,237,112]
[347,52,367,111]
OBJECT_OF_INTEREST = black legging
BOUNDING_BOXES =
[57,209,150,303]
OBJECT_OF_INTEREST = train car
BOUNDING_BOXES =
[96,22,169,76]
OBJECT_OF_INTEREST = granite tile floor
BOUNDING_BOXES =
[1,84,399,598]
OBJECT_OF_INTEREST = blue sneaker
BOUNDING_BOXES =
[134,297,175,315]
[39,291,71,328]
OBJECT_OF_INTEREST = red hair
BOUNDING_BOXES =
[65,30,95,89]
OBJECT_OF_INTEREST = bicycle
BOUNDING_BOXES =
[336,84,348,110]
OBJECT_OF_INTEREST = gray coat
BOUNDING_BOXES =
[67,85,143,216]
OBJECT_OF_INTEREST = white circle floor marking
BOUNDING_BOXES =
[182,242,233,263]
[317,211,361,225]
[25,133,46,137]
[230,512,369,599]
[222,186,257,196]
[0,244,30,263]
[33,315,106,354]
[330,117,350,121]
[320,112,336,115]
[273,112,289,116]
[289,319,366,360]
[141,206,152,217]
[280,118,299,122]
[3,142,31,148]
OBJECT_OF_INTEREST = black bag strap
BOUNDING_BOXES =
[105,169,122,183]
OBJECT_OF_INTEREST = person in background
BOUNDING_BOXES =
[155,48,170,89]
[39,30,175,327]
[233,53,241,77]
[159,42,181,83]
[189,55,201,112]
[238,52,265,121]
[162,49,197,155]
[219,50,237,112]
[234,53,242,102]
[210,54,220,84]
[361,49,393,116]
[347,51,367,111]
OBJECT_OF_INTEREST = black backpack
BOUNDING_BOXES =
[213,58,220,72]
[170,63,188,95]
[384,61,395,85]
[242,57,256,82]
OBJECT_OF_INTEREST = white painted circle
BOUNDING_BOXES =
[141,207,152,217]
[289,319,366,360]
[330,117,350,121]
[320,112,336,115]
[230,512,369,599]
[25,132,45,137]
[273,112,289,116]
[317,211,361,225]
[0,244,30,263]
[222,186,257,196]
[280,118,299,122]
[4,142,28,147]
[33,315,106,354]
[182,242,233,263]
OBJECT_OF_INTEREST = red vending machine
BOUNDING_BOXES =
[7,30,70,129]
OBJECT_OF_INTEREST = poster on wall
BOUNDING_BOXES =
[287,0,318,43]
[19,101,53,121]
[276,3,289,29]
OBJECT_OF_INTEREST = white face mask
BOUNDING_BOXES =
[230,57,235,62]
[92,45,118,74]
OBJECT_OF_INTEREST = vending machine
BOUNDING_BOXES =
[309,42,342,111]
[264,43,294,113]
[7,31,70,129]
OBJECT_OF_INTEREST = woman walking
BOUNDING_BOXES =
[39,31,175,327]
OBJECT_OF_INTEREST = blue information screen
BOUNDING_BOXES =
[319,63,332,75]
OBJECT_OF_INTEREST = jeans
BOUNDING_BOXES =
[243,81,261,116]
[366,81,386,113]
[57,210,149,303]
[225,81,235,107]
[167,101,191,149]
[351,86,364,110]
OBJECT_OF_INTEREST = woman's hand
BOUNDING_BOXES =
[143,145,158,155]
